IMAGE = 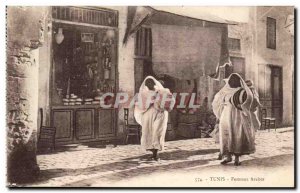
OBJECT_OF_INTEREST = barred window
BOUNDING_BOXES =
[267,17,276,49]
[228,38,241,51]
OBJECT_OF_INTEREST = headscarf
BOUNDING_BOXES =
[212,73,254,139]
[228,73,254,140]
[134,76,165,125]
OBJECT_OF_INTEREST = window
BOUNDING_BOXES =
[267,17,276,49]
[228,38,241,51]
[52,23,117,102]
[230,57,245,78]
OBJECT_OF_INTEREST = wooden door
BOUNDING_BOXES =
[75,109,95,140]
[271,66,283,125]
[97,109,115,137]
[52,109,73,143]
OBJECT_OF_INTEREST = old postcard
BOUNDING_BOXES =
[6,6,295,188]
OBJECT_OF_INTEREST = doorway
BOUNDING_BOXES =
[270,66,283,125]
[258,64,283,126]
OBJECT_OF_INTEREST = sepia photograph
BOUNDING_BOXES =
[5,4,295,188]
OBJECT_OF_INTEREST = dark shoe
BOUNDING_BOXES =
[217,154,222,160]
[234,161,241,166]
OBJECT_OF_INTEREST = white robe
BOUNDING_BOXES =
[212,73,257,156]
[134,76,175,151]
[140,106,168,150]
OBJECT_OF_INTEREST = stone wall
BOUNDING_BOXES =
[7,6,47,184]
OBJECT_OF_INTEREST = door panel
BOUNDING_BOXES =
[265,66,272,99]
[52,110,73,142]
[258,65,283,126]
[271,66,283,125]
[98,109,115,137]
[75,109,95,140]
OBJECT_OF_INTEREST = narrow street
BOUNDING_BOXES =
[30,127,294,187]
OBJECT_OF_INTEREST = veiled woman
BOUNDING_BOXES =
[134,76,175,161]
[212,73,260,166]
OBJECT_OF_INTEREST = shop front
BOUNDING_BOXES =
[50,6,119,145]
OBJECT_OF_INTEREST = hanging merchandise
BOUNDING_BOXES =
[55,28,64,44]
[104,69,110,80]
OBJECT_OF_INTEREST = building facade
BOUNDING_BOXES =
[228,6,294,126]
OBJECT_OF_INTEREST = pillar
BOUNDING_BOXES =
[6,6,48,184]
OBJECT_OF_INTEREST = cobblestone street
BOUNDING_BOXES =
[30,127,294,187]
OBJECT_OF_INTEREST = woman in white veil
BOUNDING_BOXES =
[134,76,175,161]
[212,73,258,166]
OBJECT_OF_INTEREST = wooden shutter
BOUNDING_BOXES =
[266,17,276,49]
[134,27,152,93]
[134,27,152,57]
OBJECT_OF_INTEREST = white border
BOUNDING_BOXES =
[0,1,298,193]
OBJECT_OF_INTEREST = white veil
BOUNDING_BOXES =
[134,76,165,125]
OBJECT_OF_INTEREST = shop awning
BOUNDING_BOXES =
[151,6,234,24]
[123,6,231,79]
[151,24,223,79]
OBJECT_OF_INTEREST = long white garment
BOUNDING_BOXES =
[134,76,175,151]
[249,86,262,131]
[212,73,257,156]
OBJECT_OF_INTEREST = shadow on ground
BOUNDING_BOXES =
[31,149,218,185]
[30,145,293,187]
[65,154,294,187]
[123,148,219,161]
[37,142,115,155]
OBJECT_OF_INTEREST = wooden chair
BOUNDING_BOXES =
[260,108,276,132]
[37,108,56,152]
[124,108,141,144]
[38,126,56,151]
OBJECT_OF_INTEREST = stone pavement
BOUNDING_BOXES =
[29,127,294,187]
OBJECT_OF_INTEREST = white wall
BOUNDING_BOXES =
[105,6,136,135]
[253,6,294,126]
[228,7,294,126]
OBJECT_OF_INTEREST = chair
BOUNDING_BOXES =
[124,108,141,144]
[260,108,276,132]
[38,126,56,151]
[260,108,267,129]
[37,108,56,151]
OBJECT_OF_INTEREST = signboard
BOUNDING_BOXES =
[81,33,94,42]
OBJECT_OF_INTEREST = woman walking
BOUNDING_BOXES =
[134,76,175,161]
[212,73,260,166]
